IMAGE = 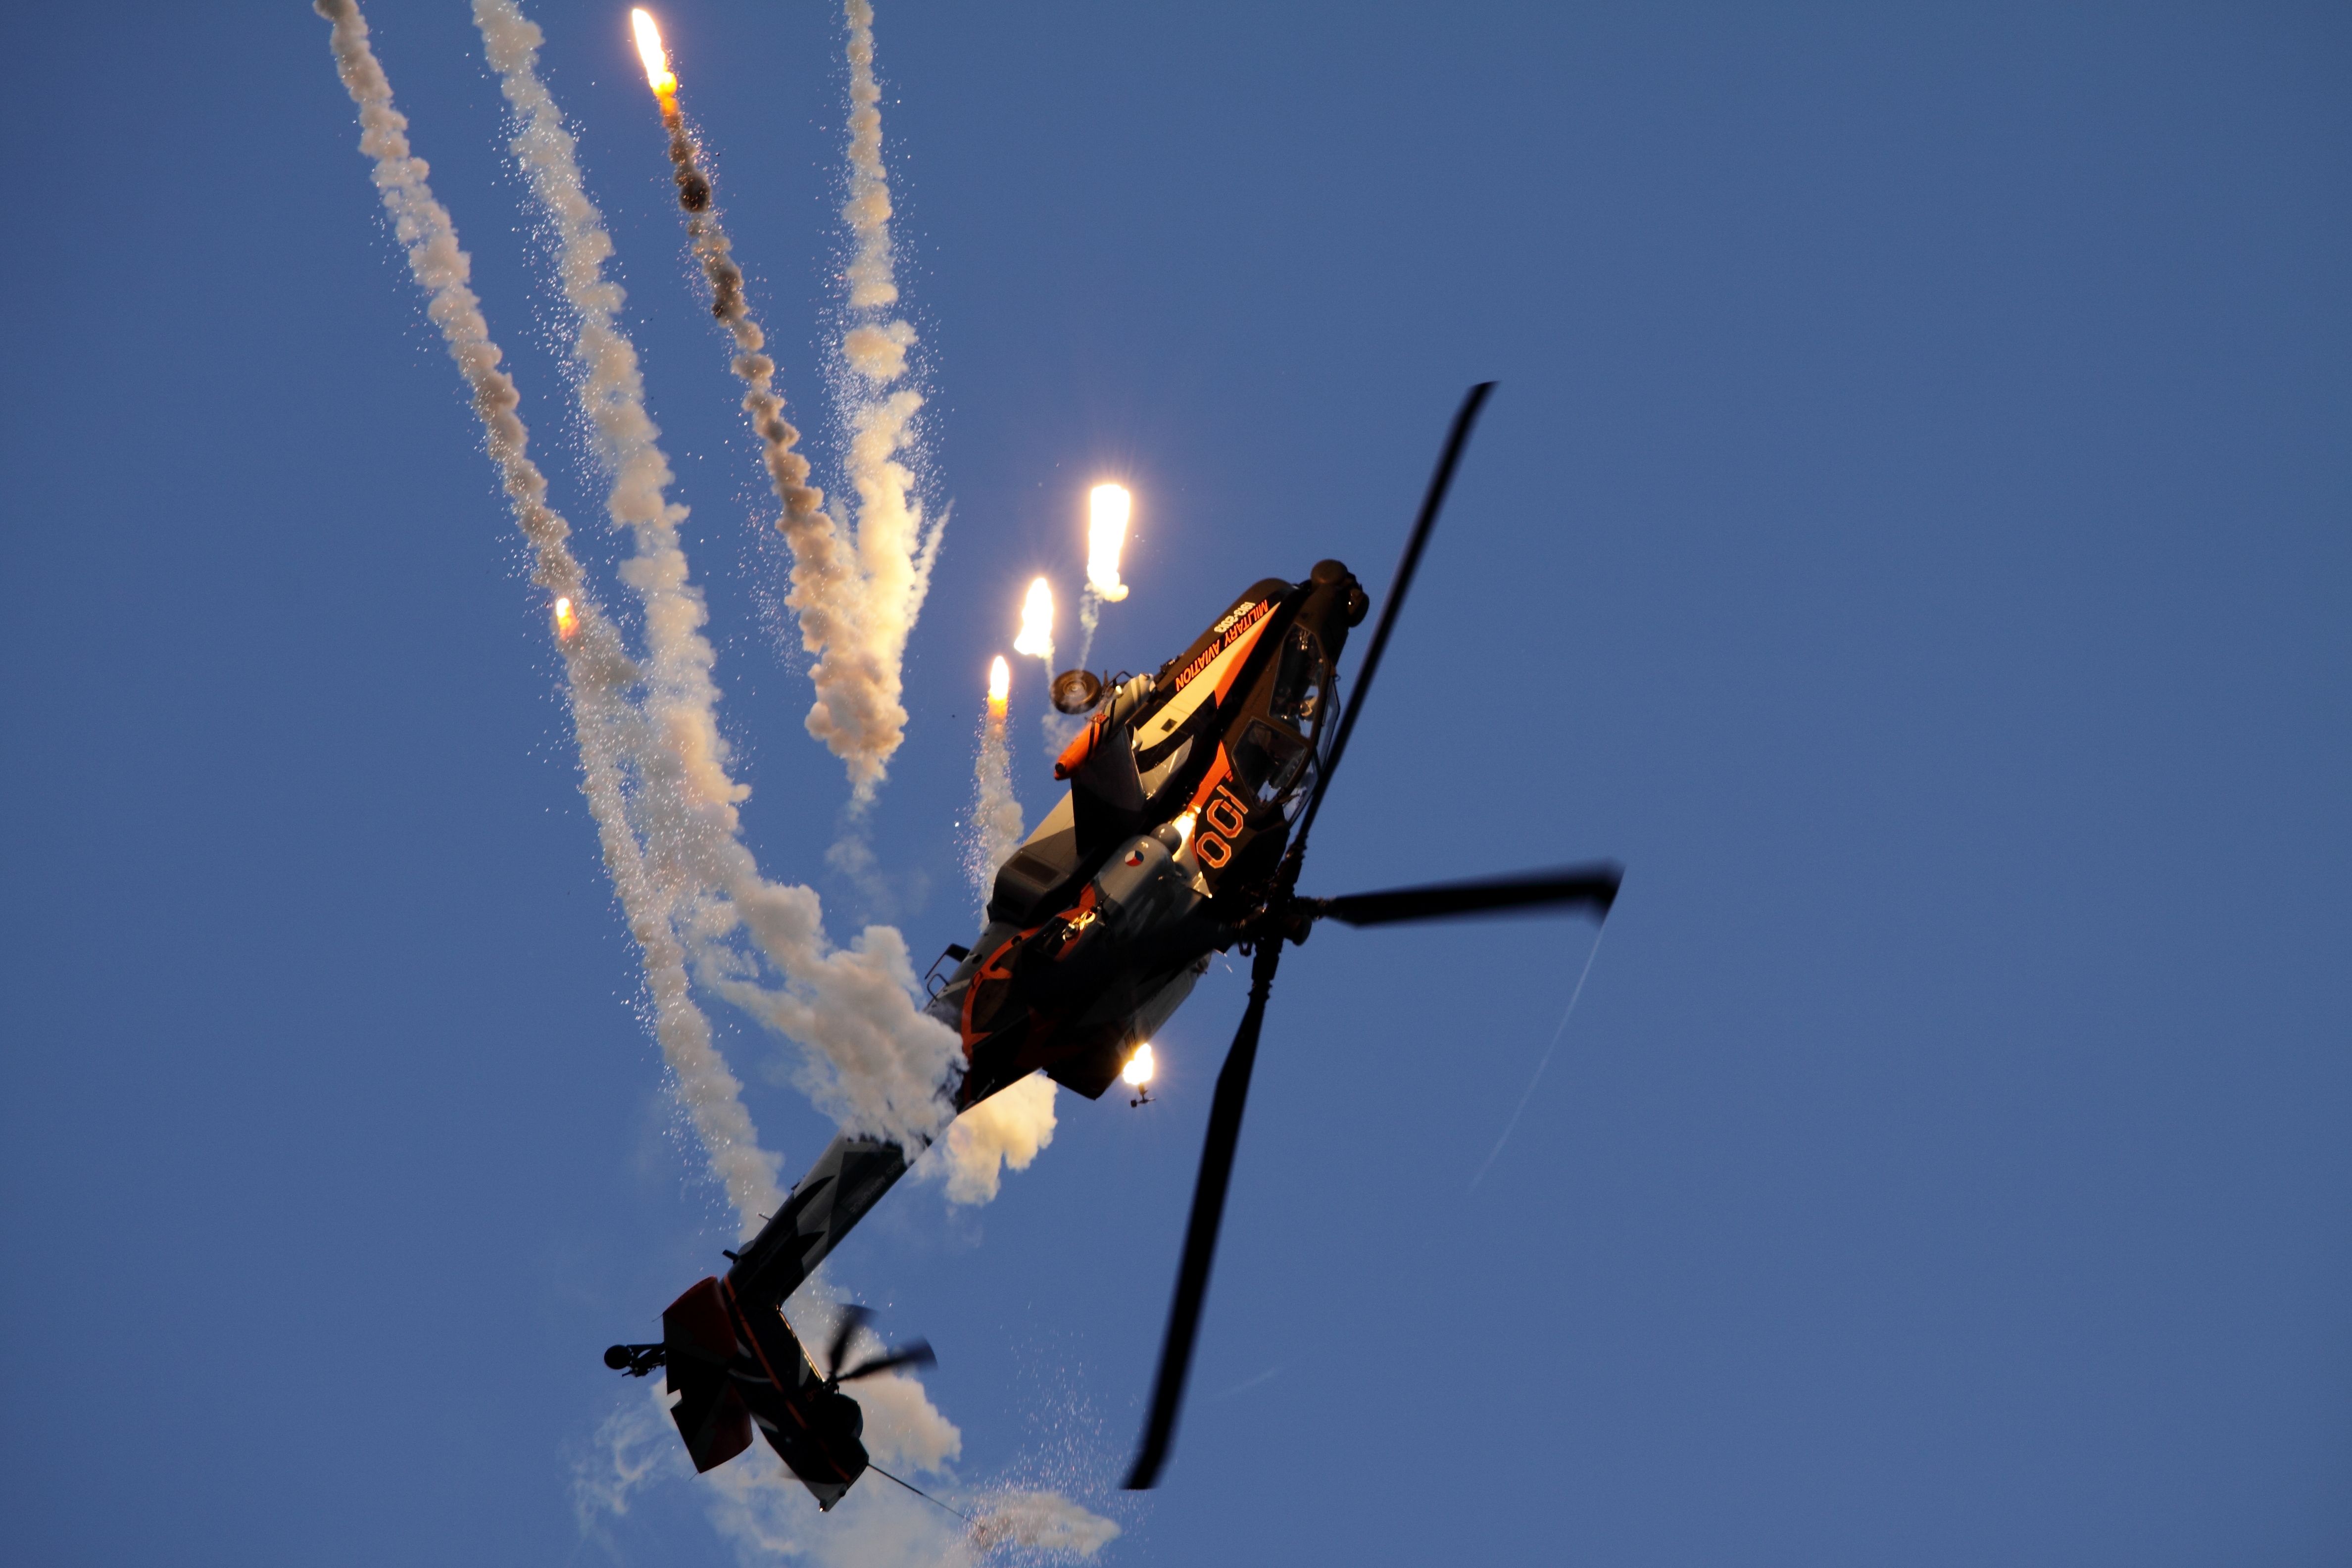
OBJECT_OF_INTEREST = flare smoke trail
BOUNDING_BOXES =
[313,0,783,1228]
[328,8,1099,1559]
[638,5,935,801]
[477,0,735,819]
[967,1491,1124,1558]
[633,14,863,792]
[966,659,1025,916]
[1072,588,1102,679]
[831,0,944,796]
[945,659,1057,1206]
[472,0,961,1165]
[927,660,1058,1203]
[581,1387,1121,1566]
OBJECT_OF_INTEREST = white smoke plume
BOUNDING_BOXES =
[467,0,962,1168]
[839,0,902,319]
[314,0,784,1227]
[642,72,894,799]
[829,0,948,804]
[937,1072,1059,1206]
[1047,587,1107,755]
[969,1490,1124,1558]
[1072,588,1103,677]
[326,9,1102,1563]
[576,1379,957,1568]
[578,1380,1120,1567]
[968,664,1026,917]
[948,679,1063,1206]
[629,1,940,803]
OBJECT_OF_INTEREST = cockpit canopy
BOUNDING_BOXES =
[998,564,1360,925]
[1227,624,1329,817]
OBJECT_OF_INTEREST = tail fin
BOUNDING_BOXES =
[662,1278,751,1473]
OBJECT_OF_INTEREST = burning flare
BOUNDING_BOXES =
[987,654,1011,713]
[1122,1041,1155,1088]
[629,8,676,99]
[1013,576,1055,665]
[552,595,577,639]
[1087,484,1131,602]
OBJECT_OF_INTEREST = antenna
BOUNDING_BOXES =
[867,1463,971,1524]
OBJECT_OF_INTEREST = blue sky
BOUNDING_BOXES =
[2,2,2347,1564]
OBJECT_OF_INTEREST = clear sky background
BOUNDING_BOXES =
[3,2,2347,1564]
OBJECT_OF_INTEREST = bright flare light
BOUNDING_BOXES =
[1086,484,1131,602]
[553,596,577,639]
[1013,576,1055,662]
[630,9,677,98]
[986,655,1011,713]
[1122,1042,1156,1088]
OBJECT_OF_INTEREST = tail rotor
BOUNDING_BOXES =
[822,1303,937,1391]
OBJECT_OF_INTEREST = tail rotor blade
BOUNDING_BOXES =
[1315,863,1622,928]
[837,1340,937,1382]
[1123,942,1282,1490]
[825,1304,873,1382]
[1295,382,1495,851]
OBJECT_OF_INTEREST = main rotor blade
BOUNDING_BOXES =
[1124,942,1283,1490]
[1315,863,1622,928]
[1294,382,1496,852]
[837,1341,936,1382]
[825,1304,874,1382]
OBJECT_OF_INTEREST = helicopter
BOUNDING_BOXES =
[606,383,1623,1504]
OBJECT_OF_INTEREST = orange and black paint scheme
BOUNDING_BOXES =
[951,560,1367,1108]
[607,385,1626,1503]
[606,561,1370,1507]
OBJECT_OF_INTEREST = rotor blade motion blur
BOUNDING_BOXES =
[825,1304,874,1382]
[836,1341,936,1382]
[1315,863,1622,928]
[1124,941,1282,1490]
[1295,382,1495,849]
[1118,385,1616,1493]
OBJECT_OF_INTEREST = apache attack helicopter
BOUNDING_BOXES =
[605,384,1623,1505]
